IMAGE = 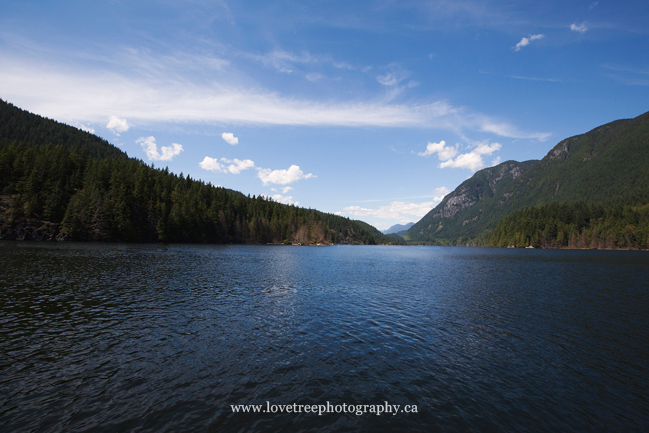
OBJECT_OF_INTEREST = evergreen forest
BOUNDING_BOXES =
[0,100,404,245]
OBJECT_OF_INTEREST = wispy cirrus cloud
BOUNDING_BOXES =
[0,44,548,140]
[514,34,544,51]
[243,49,357,74]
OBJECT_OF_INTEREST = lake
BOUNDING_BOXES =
[1,242,648,432]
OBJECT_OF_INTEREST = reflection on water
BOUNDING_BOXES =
[1,242,648,432]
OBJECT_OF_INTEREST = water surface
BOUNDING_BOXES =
[1,243,647,432]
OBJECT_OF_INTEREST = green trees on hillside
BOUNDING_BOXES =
[0,142,398,244]
[0,98,405,245]
[488,201,649,249]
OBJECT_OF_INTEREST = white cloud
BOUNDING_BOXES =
[491,156,502,166]
[433,186,451,201]
[417,140,458,160]
[376,63,409,87]
[221,132,239,145]
[106,116,129,135]
[264,194,299,206]
[137,136,183,161]
[282,186,294,194]
[246,49,357,74]
[514,34,544,51]
[222,158,255,174]
[199,156,225,173]
[570,23,588,33]
[78,124,95,134]
[0,48,549,140]
[257,165,315,186]
[343,200,439,222]
[439,142,502,171]
[199,157,255,174]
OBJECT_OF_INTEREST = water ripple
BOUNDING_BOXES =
[1,243,648,432]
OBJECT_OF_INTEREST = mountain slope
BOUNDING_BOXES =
[405,110,649,244]
[404,160,538,243]
[0,99,126,160]
[0,99,397,245]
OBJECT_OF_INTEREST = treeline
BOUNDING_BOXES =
[0,100,125,160]
[0,142,400,245]
[0,98,406,245]
[488,200,649,249]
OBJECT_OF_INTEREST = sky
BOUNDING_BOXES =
[1,0,648,230]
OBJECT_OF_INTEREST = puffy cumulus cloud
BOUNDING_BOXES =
[223,158,254,174]
[417,140,458,160]
[263,194,299,206]
[221,132,238,145]
[137,136,183,161]
[106,116,129,135]
[343,200,438,222]
[570,23,588,33]
[199,156,224,172]
[282,186,294,194]
[439,142,502,171]
[257,165,315,186]
[199,157,255,174]
[514,34,544,51]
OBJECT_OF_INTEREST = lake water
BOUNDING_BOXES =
[1,242,648,432]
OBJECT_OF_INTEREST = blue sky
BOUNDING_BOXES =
[1,0,648,230]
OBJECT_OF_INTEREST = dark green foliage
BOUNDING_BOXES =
[0,100,397,245]
[405,110,649,245]
[0,99,126,160]
[488,201,649,249]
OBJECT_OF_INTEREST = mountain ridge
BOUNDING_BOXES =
[0,99,399,245]
[381,222,414,235]
[405,110,649,244]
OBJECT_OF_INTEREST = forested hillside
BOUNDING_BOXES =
[0,99,401,245]
[488,200,649,249]
[405,110,649,246]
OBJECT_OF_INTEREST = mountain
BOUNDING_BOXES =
[0,99,399,245]
[381,222,414,235]
[405,110,649,244]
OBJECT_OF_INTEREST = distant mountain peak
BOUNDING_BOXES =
[382,222,414,235]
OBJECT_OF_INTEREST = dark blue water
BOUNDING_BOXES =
[1,243,648,432]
